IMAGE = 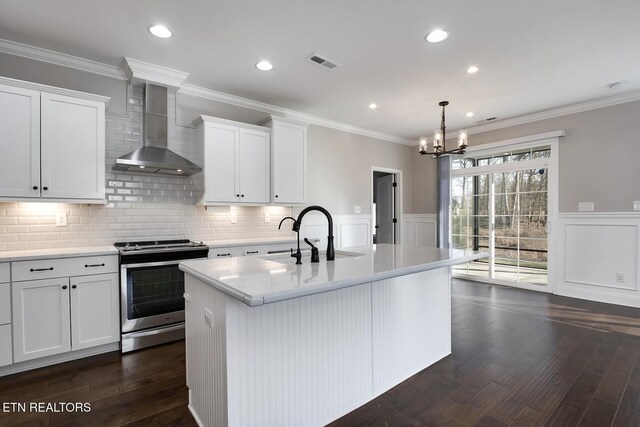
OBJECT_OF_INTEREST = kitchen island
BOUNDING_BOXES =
[180,244,486,427]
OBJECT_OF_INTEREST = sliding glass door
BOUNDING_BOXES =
[451,147,551,288]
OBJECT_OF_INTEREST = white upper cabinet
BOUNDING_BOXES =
[260,116,308,205]
[0,77,108,203]
[195,116,270,205]
[0,84,41,198]
[41,93,105,200]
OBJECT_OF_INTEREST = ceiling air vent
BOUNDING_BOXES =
[306,53,340,70]
[476,117,497,123]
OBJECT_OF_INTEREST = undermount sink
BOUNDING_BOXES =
[262,250,365,265]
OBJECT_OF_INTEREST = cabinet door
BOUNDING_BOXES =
[12,278,71,362]
[41,92,105,200]
[0,84,41,198]
[239,128,270,203]
[272,120,306,204]
[70,273,119,350]
[204,123,239,203]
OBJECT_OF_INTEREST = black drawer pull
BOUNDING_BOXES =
[30,267,53,272]
[32,186,38,190]
[85,263,105,268]
[216,253,231,257]
[246,251,259,254]
[43,186,48,191]
[62,285,67,290]
[72,285,77,289]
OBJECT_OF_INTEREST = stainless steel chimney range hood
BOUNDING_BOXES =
[113,84,202,176]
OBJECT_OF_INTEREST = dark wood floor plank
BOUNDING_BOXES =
[543,403,583,427]
[527,372,574,414]
[577,398,617,427]
[511,406,547,427]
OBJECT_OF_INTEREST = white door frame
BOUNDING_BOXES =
[450,131,562,293]
[371,167,403,244]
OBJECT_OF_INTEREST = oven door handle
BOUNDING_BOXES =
[121,258,208,269]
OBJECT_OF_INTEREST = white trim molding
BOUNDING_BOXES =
[557,212,640,308]
[0,75,111,105]
[402,214,437,247]
[466,91,640,135]
[122,57,190,89]
[0,38,126,80]
[181,84,412,145]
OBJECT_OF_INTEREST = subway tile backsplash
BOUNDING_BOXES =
[0,85,292,251]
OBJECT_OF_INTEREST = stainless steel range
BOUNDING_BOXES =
[115,239,209,352]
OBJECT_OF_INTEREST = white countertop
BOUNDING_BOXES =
[0,237,300,263]
[0,245,119,262]
[180,244,487,307]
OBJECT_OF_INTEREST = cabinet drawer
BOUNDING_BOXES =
[11,255,118,282]
[0,263,9,283]
[0,283,9,325]
[242,246,265,256]
[0,324,11,367]
[208,247,243,259]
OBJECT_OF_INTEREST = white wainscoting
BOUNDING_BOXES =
[299,214,372,250]
[402,214,437,247]
[557,213,640,308]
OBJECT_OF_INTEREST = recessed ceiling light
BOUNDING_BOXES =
[466,112,474,117]
[467,65,479,74]
[425,29,448,43]
[255,60,273,71]
[369,103,378,110]
[139,165,145,169]
[148,25,172,39]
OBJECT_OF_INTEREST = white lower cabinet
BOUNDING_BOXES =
[12,270,119,363]
[0,325,12,367]
[10,256,120,363]
[12,278,71,362]
[70,273,119,351]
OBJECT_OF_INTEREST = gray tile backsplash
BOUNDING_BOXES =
[0,85,292,251]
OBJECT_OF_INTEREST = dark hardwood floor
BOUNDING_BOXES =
[1,279,639,426]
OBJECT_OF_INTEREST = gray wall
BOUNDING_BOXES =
[0,53,128,115]
[300,126,415,216]
[412,153,438,214]
[466,101,640,213]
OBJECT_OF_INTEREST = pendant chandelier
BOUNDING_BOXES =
[419,101,468,157]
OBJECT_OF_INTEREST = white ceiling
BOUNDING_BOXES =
[1,0,639,140]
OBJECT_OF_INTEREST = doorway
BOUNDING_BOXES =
[372,170,398,244]
[450,141,557,292]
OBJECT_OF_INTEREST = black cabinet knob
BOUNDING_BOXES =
[72,285,77,289]
[236,194,240,197]
[43,186,48,191]
[241,194,244,197]
[32,186,38,190]
[62,285,67,290]
[275,195,279,198]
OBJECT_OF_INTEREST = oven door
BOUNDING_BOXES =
[121,260,188,333]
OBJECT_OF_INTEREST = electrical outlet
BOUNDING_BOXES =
[264,213,271,223]
[55,212,67,227]
[353,205,362,214]
[616,272,625,283]
[578,202,594,212]
[633,201,640,211]
[230,212,237,224]
[204,308,213,328]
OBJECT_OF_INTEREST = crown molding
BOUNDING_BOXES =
[122,57,190,89]
[0,38,126,80]
[466,89,640,135]
[180,84,412,145]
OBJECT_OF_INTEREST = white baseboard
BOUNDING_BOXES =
[0,342,120,377]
